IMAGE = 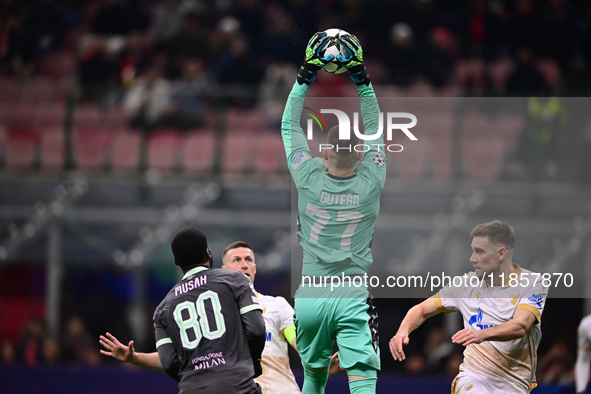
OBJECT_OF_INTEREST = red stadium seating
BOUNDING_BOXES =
[183,129,216,173]
[253,133,286,174]
[39,51,78,80]
[147,129,183,171]
[73,128,113,170]
[6,126,40,169]
[36,104,66,128]
[537,58,561,88]
[73,105,104,129]
[40,129,64,170]
[1,103,36,128]
[112,130,142,172]
[489,58,515,91]
[222,132,257,173]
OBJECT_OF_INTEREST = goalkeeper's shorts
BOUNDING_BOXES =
[294,287,380,376]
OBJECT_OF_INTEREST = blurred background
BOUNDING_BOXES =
[0,0,591,393]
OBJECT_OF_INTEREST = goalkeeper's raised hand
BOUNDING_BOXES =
[337,34,371,86]
[297,32,334,85]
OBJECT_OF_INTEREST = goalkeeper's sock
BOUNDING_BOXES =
[302,366,329,394]
[348,377,377,394]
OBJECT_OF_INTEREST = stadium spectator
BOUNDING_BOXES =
[16,316,47,366]
[421,26,456,88]
[423,327,454,373]
[117,31,153,87]
[42,337,61,365]
[505,47,550,96]
[62,316,101,366]
[259,63,297,130]
[460,56,495,96]
[0,339,16,363]
[257,5,305,67]
[537,341,575,386]
[149,0,190,49]
[165,57,210,130]
[123,62,170,133]
[217,35,263,108]
[383,23,420,87]
[165,12,210,78]
[91,0,133,36]
[0,0,27,74]
[78,36,113,101]
[21,0,75,67]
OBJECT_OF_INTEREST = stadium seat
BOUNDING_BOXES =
[182,129,216,173]
[39,51,78,80]
[462,135,506,179]
[222,132,257,173]
[73,105,104,129]
[147,129,183,171]
[253,133,286,174]
[495,114,524,154]
[105,107,129,130]
[1,103,36,128]
[6,126,40,169]
[73,128,113,170]
[111,130,141,172]
[35,104,66,128]
[225,109,253,133]
[0,77,20,101]
[489,59,515,91]
[0,125,7,164]
[537,58,561,88]
[40,129,64,171]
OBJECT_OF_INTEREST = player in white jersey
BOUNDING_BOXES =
[390,220,548,394]
[576,314,591,393]
[99,241,341,394]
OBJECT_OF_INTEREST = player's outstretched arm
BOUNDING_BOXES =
[390,298,441,361]
[452,309,537,346]
[242,309,266,378]
[281,32,332,175]
[99,332,164,371]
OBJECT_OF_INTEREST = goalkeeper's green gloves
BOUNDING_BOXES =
[297,32,334,85]
[337,34,371,86]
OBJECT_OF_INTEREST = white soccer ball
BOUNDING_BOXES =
[319,28,351,74]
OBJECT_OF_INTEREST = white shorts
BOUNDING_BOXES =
[452,371,505,394]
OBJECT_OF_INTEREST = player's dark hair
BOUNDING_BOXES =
[326,125,359,168]
[171,228,211,268]
[470,220,515,250]
[222,241,253,259]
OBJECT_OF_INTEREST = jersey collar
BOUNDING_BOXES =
[501,264,523,286]
[182,266,208,280]
[326,172,356,180]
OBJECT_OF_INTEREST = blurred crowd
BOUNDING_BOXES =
[0,315,101,366]
[0,314,578,387]
[1,0,590,97]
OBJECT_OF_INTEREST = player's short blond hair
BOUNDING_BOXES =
[470,220,515,250]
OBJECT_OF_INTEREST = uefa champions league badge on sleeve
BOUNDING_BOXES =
[291,151,310,170]
[372,152,385,167]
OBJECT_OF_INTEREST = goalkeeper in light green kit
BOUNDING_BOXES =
[281,32,386,394]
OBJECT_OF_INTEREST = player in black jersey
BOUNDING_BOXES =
[153,227,266,394]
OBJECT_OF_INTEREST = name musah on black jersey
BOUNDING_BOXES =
[154,266,263,394]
